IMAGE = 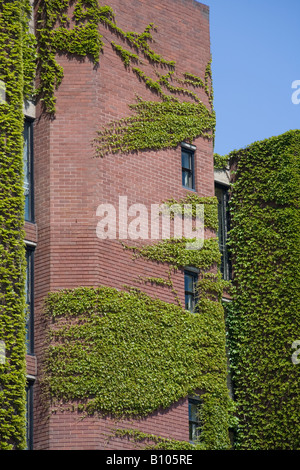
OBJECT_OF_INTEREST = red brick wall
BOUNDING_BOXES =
[33,0,213,450]
[46,397,189,450]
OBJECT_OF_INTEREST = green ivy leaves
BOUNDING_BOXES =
[226,130,300,450]
[42,196,231,449]
[94,98,215,157]
[43,285,231,449]
[33,0,228,451]
[0,0,30,450]
[123,237,221,271]
[35,0,215,159]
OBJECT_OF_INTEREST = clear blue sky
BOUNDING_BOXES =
[200,0,300,155]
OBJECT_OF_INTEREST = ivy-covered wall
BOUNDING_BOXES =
[36,182,233,450]
[0,0,231,450]
[35,0,215,152]
[42,235,232,449]
[226,130,300,450]
[0,0,36,450]
[1,0,297,451]
[32,1,231,450]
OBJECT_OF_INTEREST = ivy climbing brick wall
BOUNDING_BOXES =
[32,0,231,450]
[0,0,36,450]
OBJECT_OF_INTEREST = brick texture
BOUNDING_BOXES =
[32,0,214,450]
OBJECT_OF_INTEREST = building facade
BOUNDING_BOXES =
[21,0,231,450]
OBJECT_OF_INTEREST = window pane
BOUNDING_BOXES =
[189,422,199,442]
[184,271,197,313]
[215,185,231,280]
[25,249,34,354]
[26,382,34,450]
[23,125,29,188]
[188,398,201,442]
[23,124,30,219]
[182,147,195,189]
[182,170,193,189]
[189,402,198,422]
[182,151,191,170]
[185,293,194,312]
[185,273,193,293]
[25,251,30,350]
[23,120,33,221]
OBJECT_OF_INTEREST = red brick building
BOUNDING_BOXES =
[24,0,226,450]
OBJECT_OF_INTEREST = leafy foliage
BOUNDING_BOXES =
[41,195,232,449]
[0,0,35,450]
[226,130,300,450]
[2,0,227,451]
[35,0,215,156]
[213,153,229,171]
[94,97,215,157]
[162,194,219,231]
[123,237,221,271]
[43,282,231,449]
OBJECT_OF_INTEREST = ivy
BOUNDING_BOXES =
[3,0,298,452]
[112,428,198,450]
[111,42,140,67]
[35,0,176,114]
[179,72,205,89]
[121,193,221,271]
[94,97,215,157]
[41,194,232,449]
[7,0,229,450]
[162,194,219,231]
[123,237,221,271]
[214,152,229,171]
[226,130,300,450]
[35,0,107,113]
[0,0,35,450]
[42,283,231,449]
[35,0,215,158]
[94,61,215,157]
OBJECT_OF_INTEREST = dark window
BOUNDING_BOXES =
[25,247,34,354]
[215,184,231,280]
[23,119,34,222]
[189,397,201,442]
[184,271,198,313]
[182,147,195,190]
[26,380,34,450]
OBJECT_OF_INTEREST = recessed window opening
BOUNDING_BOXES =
[181,143,195,190]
